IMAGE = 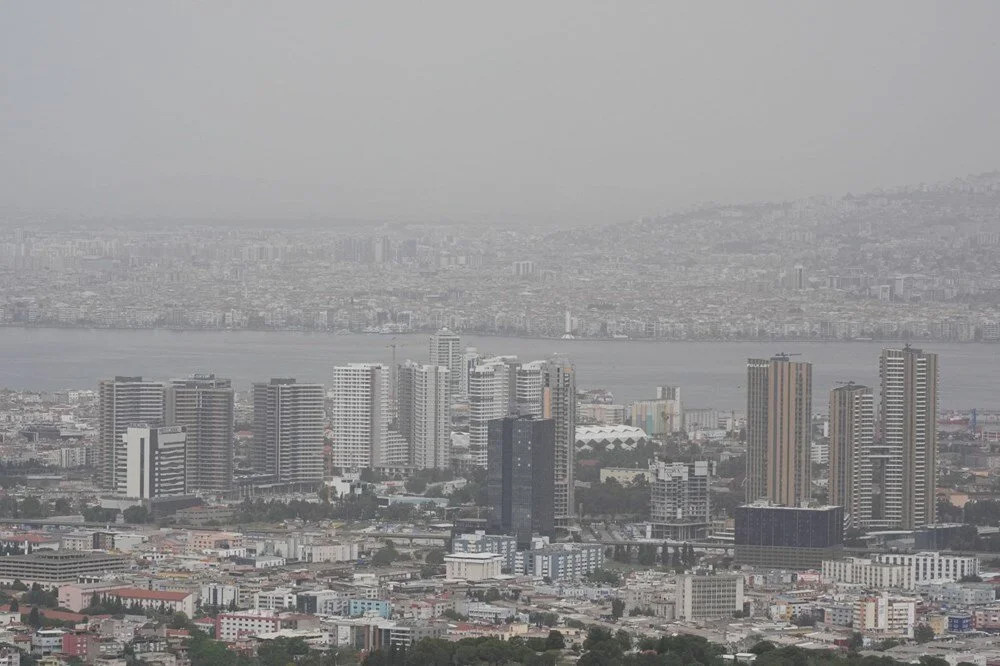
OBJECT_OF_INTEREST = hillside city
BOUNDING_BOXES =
[0,323,995,666]
[3,174,1000,342]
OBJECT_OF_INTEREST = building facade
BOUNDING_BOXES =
[252,379,324,483]
[745,356,813,506]
[165,374,234,492]
[675,574,744,620]
[735,504,844,570]
[486,415,555,546]
[649,460,713,540]
[428,329,462,398]
[397,361,451,470]
[98,377,165,493]
[123,425,187,499]
[879,346,939,529]
[828,383,874,529]
[330,364,392,470]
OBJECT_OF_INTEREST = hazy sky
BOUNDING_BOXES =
[3,2,1000,226]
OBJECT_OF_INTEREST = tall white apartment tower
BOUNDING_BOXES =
[828,383,875,529]
[98,377,166,493]
[542,360,577,526]
[124,425,187,499]
[879,346,939,529]
[398,361,451,469]
[252,378,325,483]
[429,329,463,398]
[165,374,234,492]
[330,363,396,470]
[468,357,518,468]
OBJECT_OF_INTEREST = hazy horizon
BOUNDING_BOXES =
[4,1,1000,227]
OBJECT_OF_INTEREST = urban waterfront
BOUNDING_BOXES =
[1,326,996,409]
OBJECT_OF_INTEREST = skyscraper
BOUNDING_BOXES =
[828,383,874,529]
[468,357,518,468]
[542,361,576,526]
[98,376,165,493]
[487,415,555,546]
[397,361,451,469]
[252,378,324,483]
[330,363,404,470]
[879,346,939,529]
[429,329,463,398]
[745,355,813,506]
[650,460,713,539]
[165,374,234,492]
[123,425,187,499]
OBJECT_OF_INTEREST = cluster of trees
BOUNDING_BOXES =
[575,441,662,483]
[750,641,963,666]
[371,542,410,566]
[404,468,455,495]
[609,542,696,569]
[577,478,650,519]
[363,635,563,666]
[188,632,358,666]
[585,568,623,586]
[23,582,58,608]
[0,496,72,519]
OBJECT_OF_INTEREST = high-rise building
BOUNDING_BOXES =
[252,379,324,483]
[460,347,481,397]
[828,383,874,529]
[745,355,813,506]
[165,374,234,492]
[734,503,844,570]
[487,415,555,546]
[123,425,187,499]
[468,357,518,468]
[330,364,405,470]
[397,361,451,469]
[429,329,462,398]
[98,377,166,493]
[649,460,713,540]
[542,361,576,526]
[879,346,939,529]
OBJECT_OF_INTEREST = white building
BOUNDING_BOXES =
[822,557,908,589]
[201,583,239,609]
[330,364,394,470]
[468,357,517,468]
[854,594,917,638]
[878,347,938,529]
[675,574,744,620]
[397,362,451,470]
[523,543,605,581]
[428,329,462,398]
[215,610,283,642]
[252,379,324,482]
[874,551,979,589]
[444,552,503,581]
[254,588,297,611]
[98,377,165,493]
[123,425,187,499]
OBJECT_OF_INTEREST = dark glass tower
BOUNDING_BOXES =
[487,415,555,547]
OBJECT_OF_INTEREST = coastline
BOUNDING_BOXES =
[0,323,994,345]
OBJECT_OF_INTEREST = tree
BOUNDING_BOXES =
[610,598,625,620]
[123,505,150,524]
[8,598,17,613]
[749,641,775,655]
[425,549,445,565]
[914,623,935,644]
[847,632,864,651]
[371,543,398,566]
[919,657,949,666]
[545,630,565,651]
[27,606,41,628]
